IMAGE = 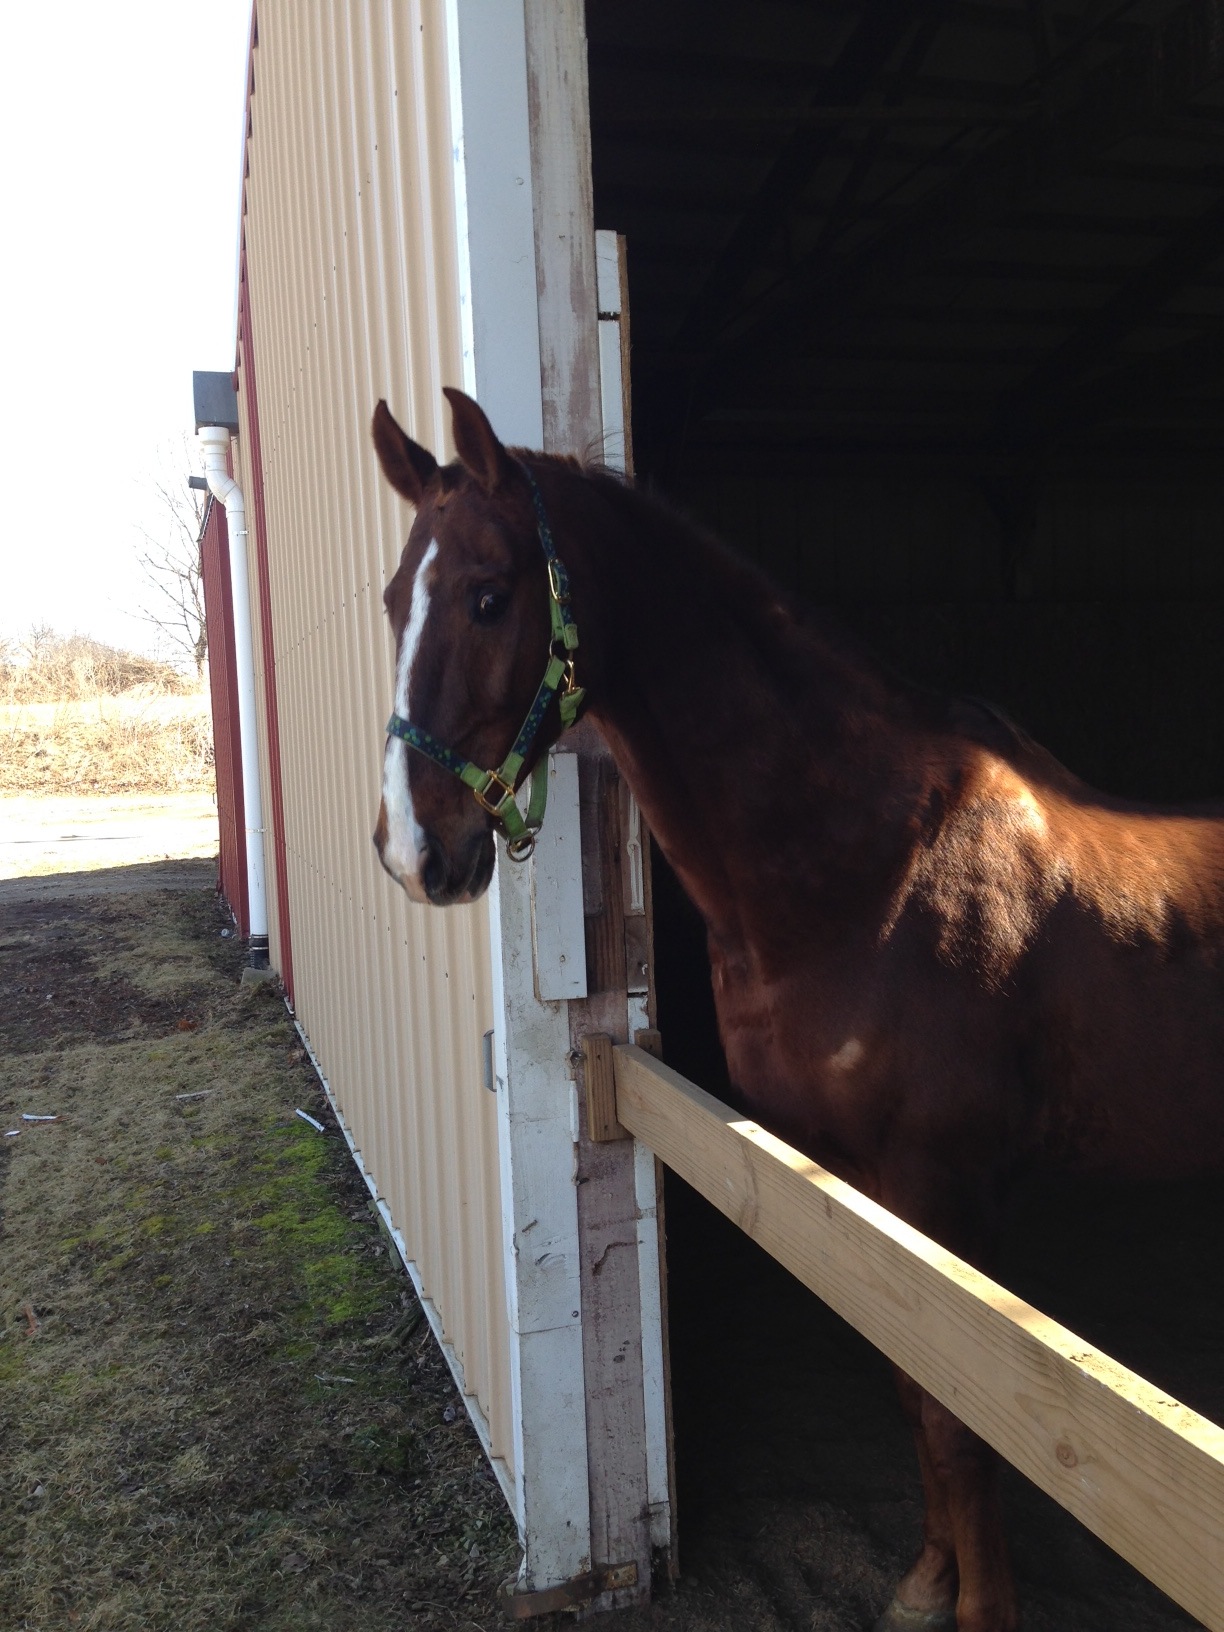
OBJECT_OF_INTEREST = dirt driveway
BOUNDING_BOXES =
[0,793,219,883]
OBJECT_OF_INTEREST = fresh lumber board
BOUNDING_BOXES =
[583,1033,627,1143]
[613,1044,1224,1632]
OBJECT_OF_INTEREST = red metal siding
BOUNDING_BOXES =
[237,271,295,1004]
[199,493,248,935]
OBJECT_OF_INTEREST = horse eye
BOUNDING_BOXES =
[473,588,508,625]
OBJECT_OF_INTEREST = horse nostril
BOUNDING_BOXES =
[420,838,447,898]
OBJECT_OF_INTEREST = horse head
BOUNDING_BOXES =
[371,389,571,905]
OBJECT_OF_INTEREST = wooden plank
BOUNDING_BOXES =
[583,1033,626,1144]
[579,756,627,995]
[530,750,588,1002]
[614,1045,1224,1632]
[524,1,669,1589]
[572,1008,651,1593]
[524,0,600,453]
[443,1,591,1594]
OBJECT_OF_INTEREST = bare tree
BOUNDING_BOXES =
[135,434,208,680]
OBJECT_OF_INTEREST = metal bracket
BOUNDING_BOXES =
[500,1561,639,1619]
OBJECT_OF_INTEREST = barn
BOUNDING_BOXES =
[196,2,1224,1622]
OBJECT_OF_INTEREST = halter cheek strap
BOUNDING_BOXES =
[385,461,585,863]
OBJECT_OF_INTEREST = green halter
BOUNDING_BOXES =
[385,462,585,862]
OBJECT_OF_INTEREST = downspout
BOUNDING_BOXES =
[197,422,269,968]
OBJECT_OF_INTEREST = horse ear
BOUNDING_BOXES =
[442,386,514,494]
[371,400,438,506]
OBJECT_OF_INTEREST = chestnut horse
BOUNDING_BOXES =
[371,389,1224,1632]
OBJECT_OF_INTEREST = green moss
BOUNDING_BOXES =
[302,1255,381,1327]
[0,1345,26,1383]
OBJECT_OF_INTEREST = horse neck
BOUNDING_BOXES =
[550,469,933,958]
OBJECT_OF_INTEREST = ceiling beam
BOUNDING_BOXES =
[702,0,1224,377]
[1015,302,1224,438]
[994,193,1224,441]
[667,0,931,355]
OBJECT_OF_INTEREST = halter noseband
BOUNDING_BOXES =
[385,462,585,864]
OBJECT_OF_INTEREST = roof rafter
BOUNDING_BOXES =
[702,0,1224,381]
[668,0,935,354]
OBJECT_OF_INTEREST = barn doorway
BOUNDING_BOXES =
[587,2,1224,1623]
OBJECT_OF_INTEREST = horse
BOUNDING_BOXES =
[369,387,1224,1632]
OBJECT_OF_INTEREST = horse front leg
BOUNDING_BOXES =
[873,1160,1019,1632]
[875,1367,958,1631]
[876,1378,1017,1632]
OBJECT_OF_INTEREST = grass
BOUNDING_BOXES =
[0,630,190,705]
[0,694,215,797]
[0,888,519,1631]
[0,629,213,796]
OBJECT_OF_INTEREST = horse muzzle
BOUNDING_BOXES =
[419,830,496,905]
[374,805,494,907]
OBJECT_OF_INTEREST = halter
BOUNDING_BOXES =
[385,462,585,863]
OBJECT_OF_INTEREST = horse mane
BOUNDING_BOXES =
[527,452,1070,781]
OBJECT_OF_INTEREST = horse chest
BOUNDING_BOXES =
[709,947,900,1158]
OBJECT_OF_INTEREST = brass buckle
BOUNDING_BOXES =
[547,559,569,603]
[475,771,515,816]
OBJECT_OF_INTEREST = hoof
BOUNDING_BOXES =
[873,1601,958,1632]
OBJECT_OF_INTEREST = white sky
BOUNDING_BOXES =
[1,0,252,656]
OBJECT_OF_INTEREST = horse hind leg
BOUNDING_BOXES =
[879,1384,1018,1632]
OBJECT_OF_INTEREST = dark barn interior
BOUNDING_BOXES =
[584,3,1224,1626]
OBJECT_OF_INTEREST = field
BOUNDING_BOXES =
[0,692,215,798]
[0,634,219,884]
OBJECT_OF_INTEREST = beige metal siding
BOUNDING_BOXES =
[235,0,512,1479]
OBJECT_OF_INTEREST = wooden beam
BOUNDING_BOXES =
[613,1045,1224,1632]
[708,0,1224,378]
[668,0,929,354]
[523,0,664,1606]
[1062,327,1224,431]
[583,1033,627,1143]
[994,194,1224,442]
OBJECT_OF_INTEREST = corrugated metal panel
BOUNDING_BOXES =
[234,0,512,1480]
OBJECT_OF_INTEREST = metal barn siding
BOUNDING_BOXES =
[233,1,514,1493]
[198,494,248,933]
[237,282,296,1000]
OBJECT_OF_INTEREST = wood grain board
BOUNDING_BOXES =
[614,1045,1224,1631]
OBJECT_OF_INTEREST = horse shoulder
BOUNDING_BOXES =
[904,751,1067,986]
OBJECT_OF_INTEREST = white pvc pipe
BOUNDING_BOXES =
[198,425,269,956]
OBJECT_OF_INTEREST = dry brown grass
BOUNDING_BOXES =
[0,694,215,797]
[0,630,215,796]
[0,630,189,704]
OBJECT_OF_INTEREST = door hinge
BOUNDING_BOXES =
[500,1560,639,1619]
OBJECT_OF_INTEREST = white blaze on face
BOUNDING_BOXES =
[380,539,439,898]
